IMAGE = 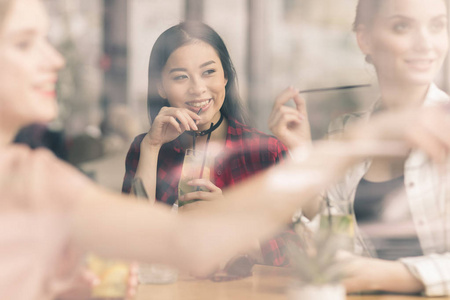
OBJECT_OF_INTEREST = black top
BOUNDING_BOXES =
[354,176,423,260]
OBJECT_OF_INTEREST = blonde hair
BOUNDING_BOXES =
[354,0,447,31]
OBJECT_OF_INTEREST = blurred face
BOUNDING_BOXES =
[357,0,448,86]
[158,41,228,129]
[0,0,64,133]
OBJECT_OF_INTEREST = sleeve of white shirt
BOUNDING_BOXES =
[400,254,450,296]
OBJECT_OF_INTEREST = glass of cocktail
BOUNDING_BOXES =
[319,197,355,252]
[178,149,213,207]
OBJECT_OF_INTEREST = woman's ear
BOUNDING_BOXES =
[356,24,372,56]
[157,83,167,99]
[224,74,228,87]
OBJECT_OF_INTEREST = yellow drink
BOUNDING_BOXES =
[86,254,129,299]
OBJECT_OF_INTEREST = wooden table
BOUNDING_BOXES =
[135,265,447,300]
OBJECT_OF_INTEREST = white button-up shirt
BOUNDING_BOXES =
[326,84,450,296]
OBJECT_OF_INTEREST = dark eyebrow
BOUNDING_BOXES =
[200,60,216,68]
[386,15,414,21]
[168,68,187,74]
[8,29,38,38]
[432,14,448,21]
[168,60,216,74]
[387,14,447,21]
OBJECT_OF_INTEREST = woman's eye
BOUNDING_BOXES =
[173,75,188,81]
[15,40,32,50]
[393,22,410,33]
[430,20,447,33]
[203,69,216,76]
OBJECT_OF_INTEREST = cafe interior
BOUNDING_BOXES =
[11,0,450,299]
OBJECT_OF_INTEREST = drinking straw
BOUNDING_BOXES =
[192,108,203,153]
[299,84,371,94]
[197,122,213,191]
[193,132,196,152]
[326,196,333,230]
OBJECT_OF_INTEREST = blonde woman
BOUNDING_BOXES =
[269,0,450,296]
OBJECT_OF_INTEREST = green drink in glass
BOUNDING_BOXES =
[319,199,355,252]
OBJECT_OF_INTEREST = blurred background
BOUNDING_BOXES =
[17,0,450,191]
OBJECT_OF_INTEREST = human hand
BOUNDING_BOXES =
[350,106,450,163]
[54,269,99,300]
[269,86,311,150]
[339,253,423,294]
[56,263,138,300]
[146,107,201,147]
[178,179,224,211]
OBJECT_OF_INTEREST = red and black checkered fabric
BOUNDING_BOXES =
[122,117,301,266]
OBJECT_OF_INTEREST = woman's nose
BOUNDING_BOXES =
[188,77,207,95]
[48,45,65,71]
[41,42,66,71]
[413,27,434,52]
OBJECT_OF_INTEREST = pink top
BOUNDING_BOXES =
[0,212,72,300]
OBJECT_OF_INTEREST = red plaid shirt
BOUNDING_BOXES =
[122,117,301,266]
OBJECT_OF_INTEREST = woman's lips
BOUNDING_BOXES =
[186,99,212,112]
[34,82,57,98]
[405,59,434,71]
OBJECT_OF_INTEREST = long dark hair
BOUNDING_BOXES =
[147,21,246,125]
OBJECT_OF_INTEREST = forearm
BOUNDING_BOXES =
[345,259,424,294]
[377,261,424,294]
[135,137,161,203]
[67,141,364,277]
[68,185,178,263]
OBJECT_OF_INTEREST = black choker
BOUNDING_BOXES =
[186,113,224,137]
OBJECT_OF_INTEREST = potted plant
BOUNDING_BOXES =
[287,225,348,300]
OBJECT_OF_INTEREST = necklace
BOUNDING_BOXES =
[185,113,224,137]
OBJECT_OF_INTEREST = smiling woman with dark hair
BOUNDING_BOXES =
[122,21,302,269]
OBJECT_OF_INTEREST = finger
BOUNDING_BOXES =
[270,105,302,124]
[182,191,212,202]
[405,125,447,162]
[269,109,302,132]
[181,110,199,131]
[174,110,192,131]
[280,114,303,129]
[291,92,308,114]
[421,111,450,151]
[82,270,100,286]
[188,179,221,192]
[184,109,202,122]
[167,117,183,134]
[273,86,299,109]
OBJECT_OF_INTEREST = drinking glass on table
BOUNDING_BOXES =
[319,197,355,252]
[178,149,213,207]
[86,254,130,299]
